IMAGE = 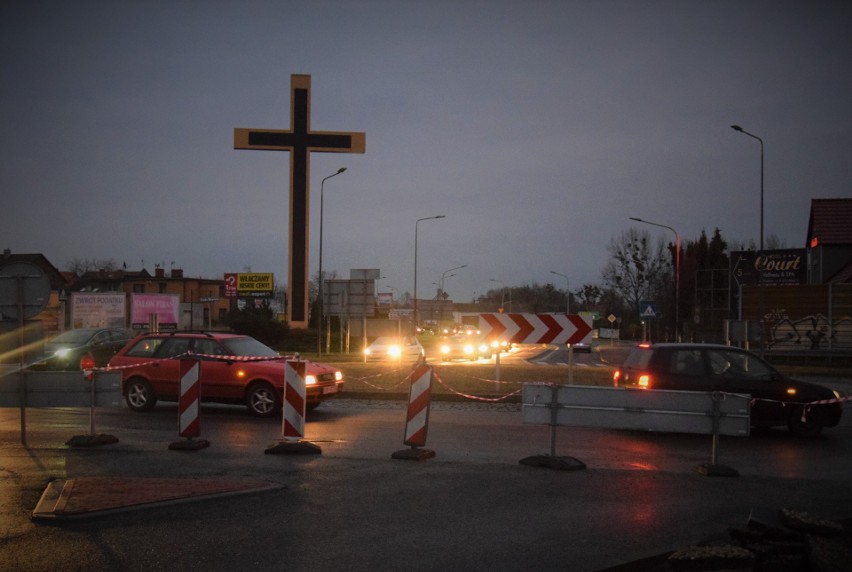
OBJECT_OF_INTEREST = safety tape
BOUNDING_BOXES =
[89,351,302,373]
[431,365,526,386]
[432,371,522,403]
[750,395,851,407]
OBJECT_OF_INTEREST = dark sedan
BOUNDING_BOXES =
[33,327,134,371]
[613,343,844,436]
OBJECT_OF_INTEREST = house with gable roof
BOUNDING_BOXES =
[807,198,852,284]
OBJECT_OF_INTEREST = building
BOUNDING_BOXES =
[807,198,852,284]
[76,266,230,329]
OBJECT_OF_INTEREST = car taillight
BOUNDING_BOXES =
[613,370,621,387]
[638,374,651,388]
[79,354,96,371]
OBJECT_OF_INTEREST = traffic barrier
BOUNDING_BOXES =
[169,358,209,451]
[392,363,435,460]
[0,370,122,447]
[522,384,750,476]
[266,359,321,454]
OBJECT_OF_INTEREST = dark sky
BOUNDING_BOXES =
[3,1,851,302]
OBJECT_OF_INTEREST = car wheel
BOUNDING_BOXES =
[245,382,280,417]
[788,405,823,437]
[125,378,157,412]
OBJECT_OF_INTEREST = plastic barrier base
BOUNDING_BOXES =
[392,446,436,461]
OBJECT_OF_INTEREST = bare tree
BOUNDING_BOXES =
[65,257,119,274]
[601,228,669,317]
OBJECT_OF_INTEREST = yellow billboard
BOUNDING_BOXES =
[236,273,274,297]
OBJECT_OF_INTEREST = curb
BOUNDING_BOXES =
[32,477,283,521]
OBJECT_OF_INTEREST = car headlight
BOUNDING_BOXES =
[55,348,71,358]
[388,346,401,357]
[335,371,343,382]
[306,375,317,385]
[440,345,451,354]
[364,348,371,356]
[463,344,475,355]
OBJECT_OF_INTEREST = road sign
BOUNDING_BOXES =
[639,301,658,319]
[479,313,592,345]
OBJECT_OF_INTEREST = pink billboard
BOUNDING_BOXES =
[131,294,180,329]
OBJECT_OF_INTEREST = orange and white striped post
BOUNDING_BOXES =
[266,358,321,455]
[169,358,209,450]
[392,363,435,460]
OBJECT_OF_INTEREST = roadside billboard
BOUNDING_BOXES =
[731,249,806,287]
[226,273,274,298]
[130,294,180,330]
[71,293,127,328]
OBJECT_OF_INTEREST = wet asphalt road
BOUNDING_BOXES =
[2,391,852,571]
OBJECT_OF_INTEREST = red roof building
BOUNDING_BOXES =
[807,198,852,284]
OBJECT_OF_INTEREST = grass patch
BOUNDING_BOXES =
[324,360,616,399]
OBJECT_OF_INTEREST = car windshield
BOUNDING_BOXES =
[221,336,279,357]
[48,330,94,345]
[622,347,653,369]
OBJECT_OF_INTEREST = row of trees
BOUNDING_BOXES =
[470,227,778,341]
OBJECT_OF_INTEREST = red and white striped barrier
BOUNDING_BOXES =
[392,363,436,460]
[265,359,321,455]
[169,358,209,450]
[283,360,307,440]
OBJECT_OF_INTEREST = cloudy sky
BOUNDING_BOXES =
[3,1,851,304]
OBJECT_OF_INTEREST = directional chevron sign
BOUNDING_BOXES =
[479,313,593,345]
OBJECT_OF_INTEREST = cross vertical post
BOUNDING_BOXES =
[234,74,365,329]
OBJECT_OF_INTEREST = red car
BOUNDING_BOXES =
[108,331,343,417]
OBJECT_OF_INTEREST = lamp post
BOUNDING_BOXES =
[489,278,507,312]
[731,124,764,251]
[629,217,680,341]
[414,215,445,324]
[318,167,346,355]
[439,265,466,296]
[550,270,570,314]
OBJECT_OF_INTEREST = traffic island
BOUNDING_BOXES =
[265,440,322,455]
[519,454,586,471]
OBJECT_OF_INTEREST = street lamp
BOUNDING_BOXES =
[550,270,570,314]
[489,278,507,312]
[629,217,681,341]
[414,215,445,324]
[731,124,764,251]
[439,265,466,296]
[318,167,346,355]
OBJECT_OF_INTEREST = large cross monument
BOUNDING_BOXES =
[234,74,365,329]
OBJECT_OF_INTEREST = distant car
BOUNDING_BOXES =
[439,335,489,361]
[32,327,134,371]
[364,336,425,361]
[570,341,592,353]
[613,343,843,436]
[108,331,343,417]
